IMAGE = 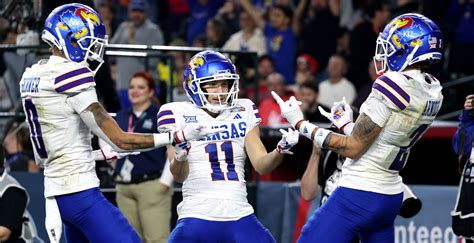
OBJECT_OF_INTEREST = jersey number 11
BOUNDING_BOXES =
[205,141,239,181]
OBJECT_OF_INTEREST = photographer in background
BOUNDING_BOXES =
[452,94,474,242]
[0,145,29,243]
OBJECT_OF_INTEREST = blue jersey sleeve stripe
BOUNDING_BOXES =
[378,75,410,103]
[373,83,406,110]
[255,113,261,118]
[157,110,174,119]
[55,76,94,92]
[158,118,175,126]
[54,68,90,84]
[252,104,257,110]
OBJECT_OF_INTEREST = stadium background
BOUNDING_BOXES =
[0,0,472,242]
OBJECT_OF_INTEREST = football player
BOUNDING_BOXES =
[157,50,299,242]
[273,13,444,242]
[19,4,219,242]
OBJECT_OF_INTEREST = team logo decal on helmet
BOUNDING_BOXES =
[391,17,413,29]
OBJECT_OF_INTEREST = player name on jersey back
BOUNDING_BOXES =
[20,77,40,94]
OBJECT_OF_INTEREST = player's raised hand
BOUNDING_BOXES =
[318,97,353,130]
[271,91,304,128]
[276,128,299,155]
[174,142,191,162]
[100,144,140,161]
[173,124,225,143]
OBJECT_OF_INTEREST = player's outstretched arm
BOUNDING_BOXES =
[245,126,298,175]
[322,113,382,159]
[245,126,283,175]
[79,102,222,152]
[80,102,168,151]
[271,91,381,159]
[300,145,322,201]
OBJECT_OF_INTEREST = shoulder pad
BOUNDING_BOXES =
[372,72,410,110]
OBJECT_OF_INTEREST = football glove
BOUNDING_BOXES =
[318,97,353,130]
[175,142,191,162]
[99,144,140,161]
[276,128,299,155]
[271,91,304,128]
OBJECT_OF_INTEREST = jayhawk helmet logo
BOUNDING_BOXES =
[390,17,414,30]
[75,8,101,26]
[189,56,205,69]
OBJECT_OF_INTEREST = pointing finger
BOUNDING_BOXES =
[318,106,331,118]
[271,91,284,105]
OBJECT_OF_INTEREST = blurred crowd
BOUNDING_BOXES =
[0,0,473,173]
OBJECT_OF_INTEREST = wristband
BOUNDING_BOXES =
[314,128,332,149]
[297,120,319,140]
[153,133,173,148]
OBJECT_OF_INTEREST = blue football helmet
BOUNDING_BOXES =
[183,50,239,113]
[374,13,443,74]
[41,3,107,75]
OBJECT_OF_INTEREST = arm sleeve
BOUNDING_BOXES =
[0,188,28,240]
[359,91,393,127]
[452,110,474,164]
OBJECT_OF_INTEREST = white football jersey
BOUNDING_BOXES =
[339,70,443,194]
[19,56,99,197]
[157,99,261,221]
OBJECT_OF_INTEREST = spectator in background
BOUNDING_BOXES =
[452,95,474,241]
[338,0,365,30]
[452,94,474,242]
[192,34,207,47]
[113,72,174,243]
[205,18,229,48]
[298,80,329,123]
[258,72,291,127]
[164,0,190,43]
[245,55,275,102]
[0,146,29,243]
[216,0,241,35]
[294,53,318,88]
[3,121,39,173]
[299,0,341,72]
[222,11,267,56]
[446,0,474,79]
[239,0,306,84]
[110,0,164,108]
[157,38,189,102]
[98,2,118,37]
[347,0,390,88]
[317,55,356,108]
[187,0,225,45]
[336,27,351,60]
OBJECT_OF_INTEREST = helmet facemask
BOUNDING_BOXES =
[187,70,239,114]
[374,34,396,75]
[78,35,108,76]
